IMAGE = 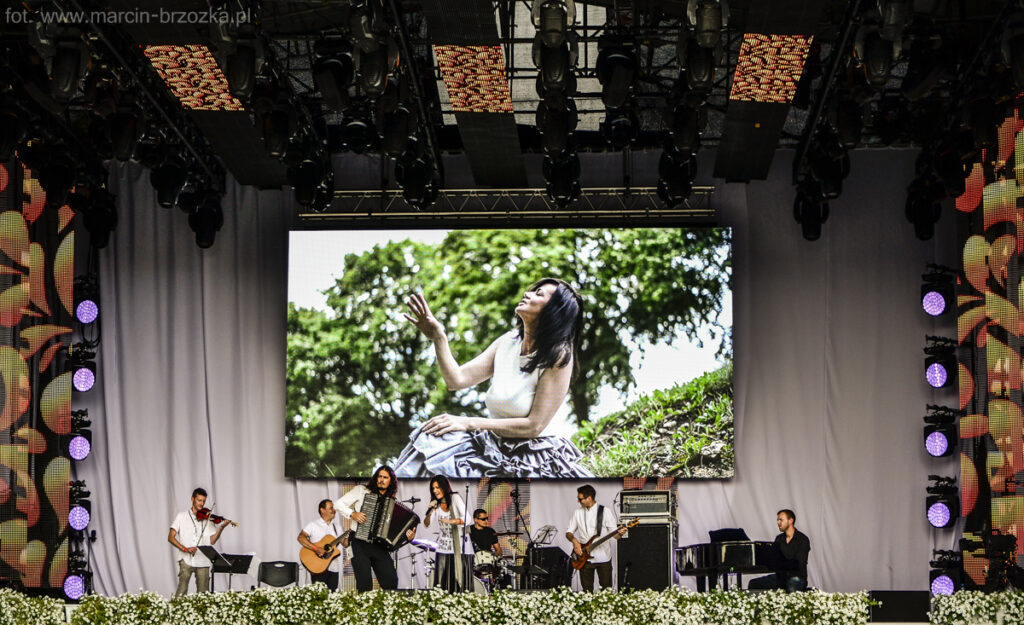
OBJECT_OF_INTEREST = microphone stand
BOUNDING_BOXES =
[510,483,534,589]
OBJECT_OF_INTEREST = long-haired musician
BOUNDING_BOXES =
[424,475,472,592]
[335,465,416,591]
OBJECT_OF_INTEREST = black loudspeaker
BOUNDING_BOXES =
[617,523,675,590]
[868,590,929,622]
[527,546,572,589]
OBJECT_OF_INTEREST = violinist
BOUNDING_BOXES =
[168,487,233,596]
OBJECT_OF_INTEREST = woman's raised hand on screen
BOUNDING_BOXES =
[404,293,445,341]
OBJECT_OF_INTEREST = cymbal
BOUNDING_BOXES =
[495,531,523,536]
[402,497,421,504]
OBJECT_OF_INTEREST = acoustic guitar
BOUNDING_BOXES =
[300,532,350,575]
[570,518,640,570]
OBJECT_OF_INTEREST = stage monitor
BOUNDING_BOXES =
[285,226,732,479]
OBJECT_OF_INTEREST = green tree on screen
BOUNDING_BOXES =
[285,228,731,478]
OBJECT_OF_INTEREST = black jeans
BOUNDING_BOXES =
[579,561,613,592]
[350,538,398,591]
[310,570,339,591]
[748,573,807,592]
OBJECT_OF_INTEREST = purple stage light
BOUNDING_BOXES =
[69,505,90,531]
[922,291,947,316]
[931,574,955,596]
[73,368,95,392]
[76,299,99,324]
[926,431,949,457]
[926,362,948,388]
[64,574,85,600]
[928,501,952,528]
[69,435,91,461]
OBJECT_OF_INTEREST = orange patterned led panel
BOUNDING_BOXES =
[434,45,513,113]
[143,45,244,111]
[729,34,812,103]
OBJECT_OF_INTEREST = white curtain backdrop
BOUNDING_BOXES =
[78,149,958,596]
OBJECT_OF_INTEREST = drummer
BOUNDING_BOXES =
[469,508,503,557]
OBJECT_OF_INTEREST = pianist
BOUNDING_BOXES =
[336,465,416,591]
[748,509,810,592]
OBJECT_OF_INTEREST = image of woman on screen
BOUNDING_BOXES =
[394,278,594,478]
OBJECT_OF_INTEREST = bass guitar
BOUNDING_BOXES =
[300,532,350,575]
[570,518,640,570]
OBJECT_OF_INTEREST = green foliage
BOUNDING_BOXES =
[287,228,732,477]
[0,588,63,625]
[574,361,734,477]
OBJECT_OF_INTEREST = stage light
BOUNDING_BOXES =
[924,337,957,388]
[288,157,325,207]
[859,30,893,87]
[535,1,570,48]
[836,99,862,148]
[537,101,578,156]
[926,475,958,528]
[905,173,944,241]
[929,549,962,595]
[878,1,910,42]
[902,36,949,101]
[543,153,581,208]
[69,504,90,531]
[601,108,638,150]
[68,435,91,461]
[693,1,723,48]
[793,179,829,241]
[807,132,849,200]
[596,40,636,110]
[65,342,97,392]
[74,275,99,325]
[923,406,961,458]
[50,39,89,102]
[64,574,85,600]
[921,267,954,316]
[929,572,955,595]
[685,42,714,93]
[67,410,92,461]
[73,365,95,392]
[108,106,146,162]
[188,192,225,249]
[669,103,701,153]
[657,148,698,208]
[150,157,188,208]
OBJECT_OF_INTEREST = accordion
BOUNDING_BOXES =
[353,491,420,551]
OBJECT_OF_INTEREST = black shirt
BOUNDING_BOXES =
[469,526,499,553]
[774,530,811,579]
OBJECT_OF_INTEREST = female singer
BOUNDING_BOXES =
[394,278,593,478]
[424,475,473,592]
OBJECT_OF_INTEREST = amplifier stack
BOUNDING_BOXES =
[616,490,677,590]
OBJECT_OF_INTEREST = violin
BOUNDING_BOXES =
[195,507,238,527]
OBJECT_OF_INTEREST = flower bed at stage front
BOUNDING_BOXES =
[0,585,877,625]
[930,590,1024,625]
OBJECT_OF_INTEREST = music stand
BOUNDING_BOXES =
[199,547,253,591]
[533,525,557,546]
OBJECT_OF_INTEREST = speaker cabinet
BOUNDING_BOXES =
[617,522,675,590]
[527,545,572,589]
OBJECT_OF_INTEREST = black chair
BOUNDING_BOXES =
[258,561,299,588]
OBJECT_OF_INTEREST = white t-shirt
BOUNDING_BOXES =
[485,332,545,419]
[170,509,219,568]
[302,517,344,573]
[567,504,619,564]
[433,494,466,554]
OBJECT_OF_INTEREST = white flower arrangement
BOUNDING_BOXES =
[931,590,1024,625]
[0,587,64,625]
[0,584,874,625]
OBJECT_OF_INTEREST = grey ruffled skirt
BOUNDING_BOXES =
[394,426,594,478]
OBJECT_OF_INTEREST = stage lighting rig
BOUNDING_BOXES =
[877,1,911,43]
[28,22,91,102]
[924,336,957,389]
[657,148,698,208]
[855,27,898,89]
[596,36,637,110]
[252,83,299,159]
[687,0,727,49]
[905,172,944,241]
[793,179,829,241]
[601,107,639,150]
[537,102,578,156]
[0,98,27,161]
[213,21,264,103]
[108,103,146,162]
[66,410,92,462]
[929,549,963,595]
[150,156,189,209]
[923,405,963,458]
[64,342,97,392]
[921,265,955,317]
[926,475,959,528]
[533,0,576,49]
[188,192,225,250]
[543,153,581,208]
[807,128,849,200]
[74,275,99,325]
[313,39,356,113]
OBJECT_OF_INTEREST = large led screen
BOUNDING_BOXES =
[286,227,732,479]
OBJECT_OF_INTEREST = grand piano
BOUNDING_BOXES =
[675,529,789,591]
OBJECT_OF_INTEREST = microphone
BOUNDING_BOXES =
[428,500,438,510]
[509,489,519,498]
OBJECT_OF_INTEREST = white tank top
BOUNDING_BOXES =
[484,332,542,419]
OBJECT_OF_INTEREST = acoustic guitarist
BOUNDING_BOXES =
[565,484,627,592]
[297,499,348,590]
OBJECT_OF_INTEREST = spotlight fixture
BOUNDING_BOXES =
[929,550,963,595]
[0,98,27,161]
[793,179,829,241]
[921,265,955,317]
[690,0,725,49]
[108,105,146,162]
[543,153,581,208]
[857,29,894,87]
[150,157,189,209]
[533,0,574,49]
[65,343,97,392]
[188,192,225,249]
[69,479,91,531]
[66,410,92,461]
[926,475,959,528]
[923,405,962,458]
[905,173,945,241]
[313,39,355,113]
[596,37,636,110]
[657,148,698,207]
[924,336,957,389]
[74,276,99,325]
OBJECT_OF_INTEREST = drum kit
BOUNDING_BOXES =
[401,524,524,593]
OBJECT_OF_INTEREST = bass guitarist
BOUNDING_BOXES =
[297,499,347,590]
[565,484,627,592]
